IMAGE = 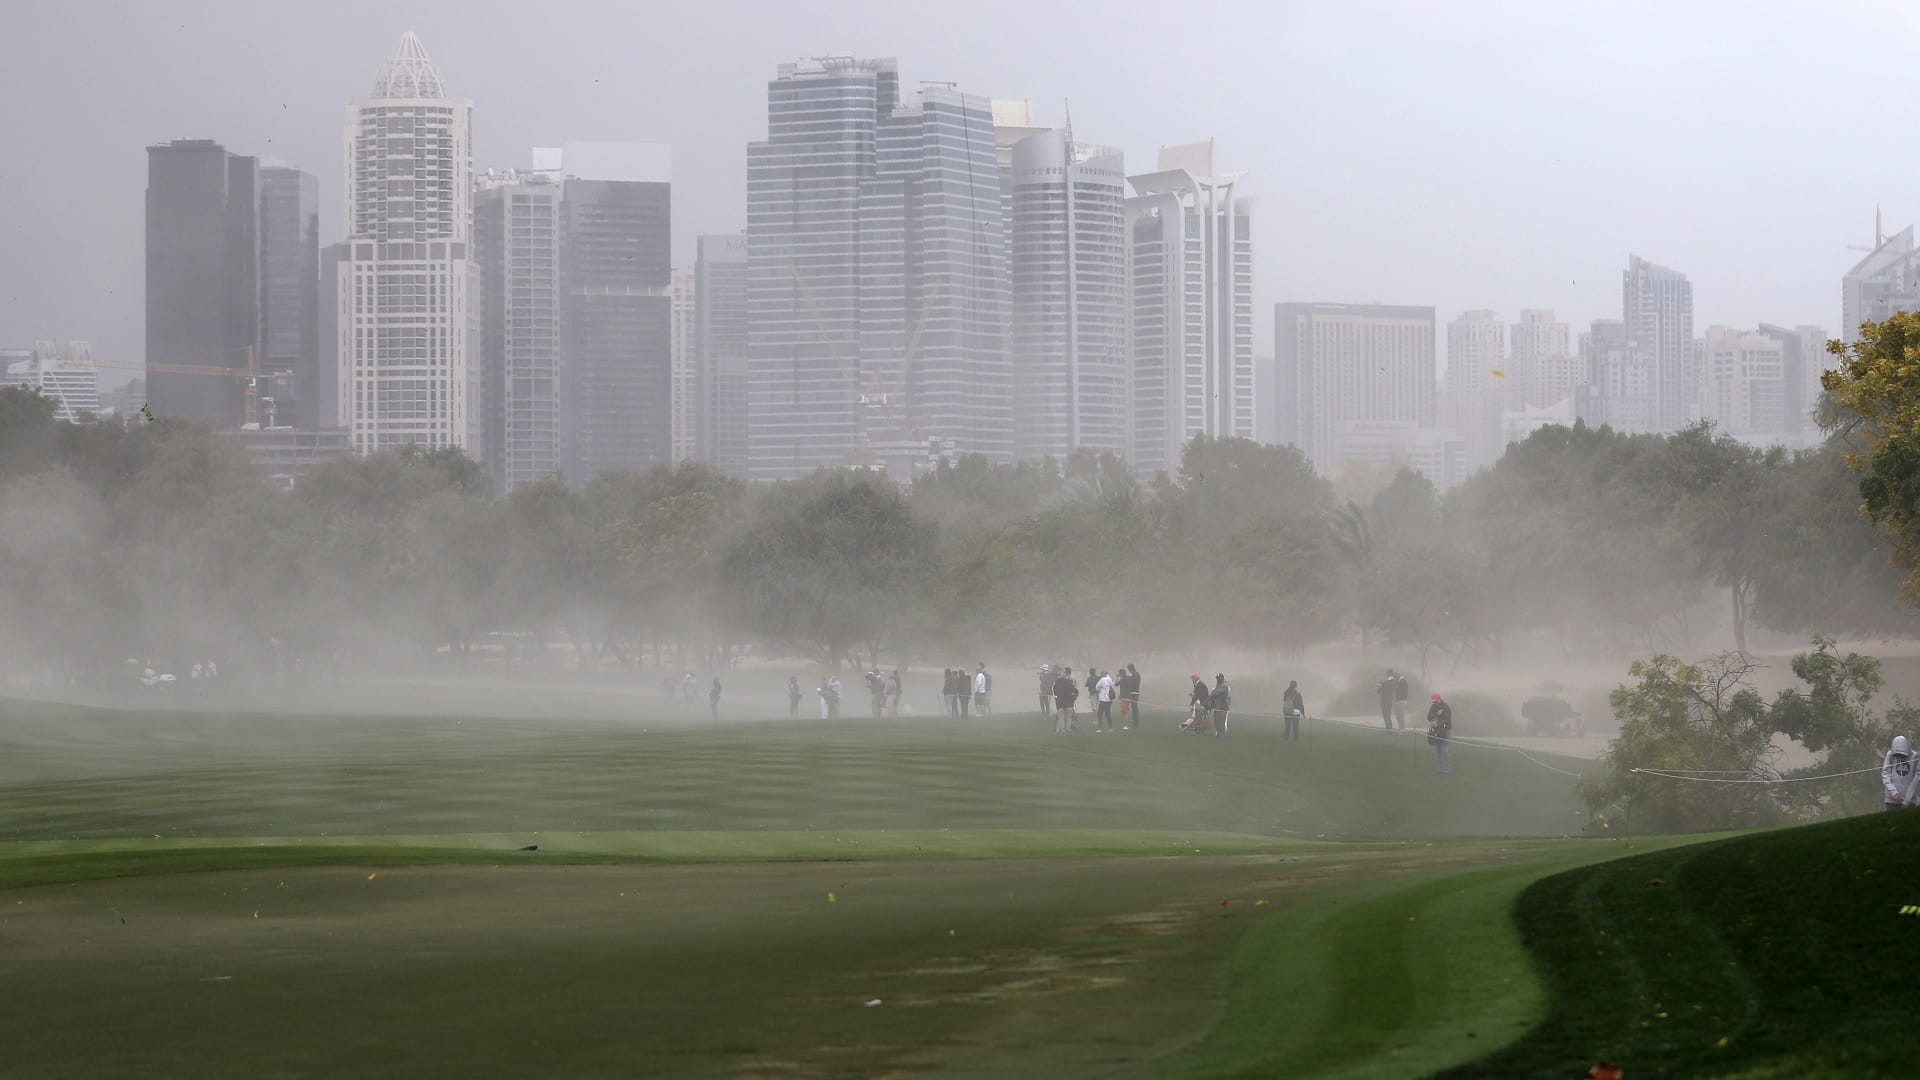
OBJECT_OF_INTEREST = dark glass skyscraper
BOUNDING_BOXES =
[561,176,671,484]
[259,164,319,428]
[695,234,748,476]
[145,138,259,426]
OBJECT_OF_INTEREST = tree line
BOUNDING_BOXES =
[0,384,1911,686]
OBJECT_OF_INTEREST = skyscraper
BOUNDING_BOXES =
[539,142,672,484]
[1577,318,1651,433]
[1699,326,1786,439]
[258,163,319,428]
[1755,322,1827,436]
[474,171,562,492]
[1127,141,1253,477]
[745,56,1009,481]
[1509,309,1579,409]
[1443,309,1507,470]
[695,234,749,476]
[1623,254,1695,431]
[337,31,476,455]
[669,270,697,463]
[1841,217,1919,343]
[145,138,260,426]
[3,342,100,423]
[1006,126,1128,462]
[1275,302,1435,478]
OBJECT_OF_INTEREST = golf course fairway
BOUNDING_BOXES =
[1,689,1898,1077]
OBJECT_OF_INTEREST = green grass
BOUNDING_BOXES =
[0,690,1619,1077]
[1434,810,1920,1079]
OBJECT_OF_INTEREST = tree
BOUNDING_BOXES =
[1823,312,1920,604]
[1579,652,1779,832]
[717,471,935,668]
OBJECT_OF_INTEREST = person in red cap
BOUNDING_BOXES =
[1427,692,1454,773]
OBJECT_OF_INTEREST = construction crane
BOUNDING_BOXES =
[91,347,293,428]
[787,261,934,475]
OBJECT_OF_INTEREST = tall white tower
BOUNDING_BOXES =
[336,31,477,455]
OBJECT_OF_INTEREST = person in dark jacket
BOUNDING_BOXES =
[1427,692,1454,773]
[1377,670,1398,731]
[957,664,974,718]
[1282,680,1304,741]
[1392,671,1410,729]
[1123,664,1142,730]
[1186,675,1212,733]
[709,677,723,722]
[787,675,802,720]
[1209,673,1232,739]
[1052,666,1079,734]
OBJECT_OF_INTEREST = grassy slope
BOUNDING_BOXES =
[1434,810,1920,1080]
[0,692,1609,1078]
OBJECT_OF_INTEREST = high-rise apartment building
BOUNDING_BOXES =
[1127,142,1253,477]
[695,234,749,476]
[536,142,672,484]
[145,138,260,426]
[1841,218,1919,343]
[1755,322,1827,436]
[669,270,697,463]
[746,56,1009,481]
[1275,302,1435,477]
[258,164,319,428]
[1699,326,1786,439]
[1509,309,1579,409]
[1623,254,1695,431]
[1443,309,1507,470]
[1005,126,1128,462]
[336,31,478,455]
[474,171,563,492]
[1577,318,1651,433]
[6,342,102,423]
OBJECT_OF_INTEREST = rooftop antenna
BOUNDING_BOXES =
[1877,203,1884,248]
[1063,98,1075,155]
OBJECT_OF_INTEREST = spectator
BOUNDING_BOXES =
[887,670,902,716]
[1377,670,1397,731]
[1038,664,1053,717]
[1427,693,1454,774]
[1883,735,1917,811]
[1124,664,1142,731]
[957,663,974,718]
[942,669,960,718]
[709,677,722,722]
[974,663,992,715]
[787,676,802,720]
[1392,671,1410,729]
[1052,666,1079,734]
[1209,673,1232,739]
[1095,669,1115,732]
[1282,680,1304,742]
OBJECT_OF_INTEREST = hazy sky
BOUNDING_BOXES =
[4,0,1915,380]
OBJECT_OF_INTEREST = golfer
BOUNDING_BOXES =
[1282,680,1304,742]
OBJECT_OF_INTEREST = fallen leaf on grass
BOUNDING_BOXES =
[827,892,836,903]
[864,999,882,1007]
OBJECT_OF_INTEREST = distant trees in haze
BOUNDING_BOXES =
[0,382,1913,686]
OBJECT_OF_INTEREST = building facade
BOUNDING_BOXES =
[5,342,102,422]
[549,147,672,485]
[1841,220,1919,343]
[1126,141,1254,477]
[258,164,319,428]
[1577,318,1652,433]
[1275,302,1435,478]
[669,270,697,463]
[1006,127,1128,462]
[695,234,749,476]
[145,138,259,426]
[1699,326,1786,440]
[336,31,478,455]
[1443,309,1507,470]
[1623,254,1695,432]
[474,172,563,492]
[746,57,1009,481]
[1509,309,1579,409]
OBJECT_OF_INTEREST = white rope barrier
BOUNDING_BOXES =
[1629,761,1890,784]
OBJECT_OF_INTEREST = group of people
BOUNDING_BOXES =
[1181,674,1233,738]
[664,671,725,720]
[941,665,992,717]
[1040,664,1143,734]
[1377,669,1454,773]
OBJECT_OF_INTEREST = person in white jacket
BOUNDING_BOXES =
[973,664,992,716]
[1884,735,1918,811]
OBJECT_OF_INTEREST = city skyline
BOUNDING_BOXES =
[9,2,1911,384]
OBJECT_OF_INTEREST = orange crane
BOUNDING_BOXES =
[92,347,292,427]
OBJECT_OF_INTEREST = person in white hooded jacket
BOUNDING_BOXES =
[1883,735,1918,811]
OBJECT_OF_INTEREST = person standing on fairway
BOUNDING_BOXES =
[1125,664,1142,730]
[709,678,722,722]
[1377,670,1397,731]
[1282,680,1305,741]
[1053,666,1079,734]
[1427,692,1454,773]
[1393,670,1410,729]
[974,663,992,715]
[1883,735,1917,810]
[1209,673,1232,739]
[887,670,902,716]
[1095,669,1116,731]
[788,675,802,719]
[1038,664,1053,717]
